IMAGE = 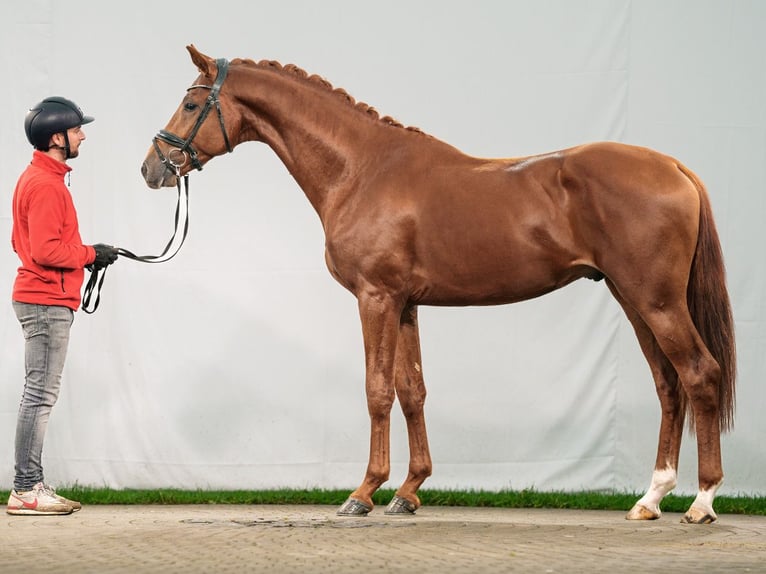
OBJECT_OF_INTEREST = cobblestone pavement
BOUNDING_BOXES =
[2,505,764,573]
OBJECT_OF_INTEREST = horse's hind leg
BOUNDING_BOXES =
[611,282,724,523]
[385,305,433,515]
[656,315,724,524]
[608,282,685,520]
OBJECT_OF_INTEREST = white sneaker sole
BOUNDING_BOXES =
[7,506,74,516]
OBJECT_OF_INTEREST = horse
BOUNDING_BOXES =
[141,45,736,524]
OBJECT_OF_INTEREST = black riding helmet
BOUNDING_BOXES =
[24,96,94,158]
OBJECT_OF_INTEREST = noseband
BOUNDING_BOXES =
[153,57,233,172]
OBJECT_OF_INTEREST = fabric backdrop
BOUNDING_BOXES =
[0,0,763,496]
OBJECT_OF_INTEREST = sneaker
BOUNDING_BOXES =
[51,488,82,512]
[7,482,74,516]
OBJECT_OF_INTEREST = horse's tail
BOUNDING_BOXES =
[680,164,737,432]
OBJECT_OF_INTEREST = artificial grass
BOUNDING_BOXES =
[4,487,764,515]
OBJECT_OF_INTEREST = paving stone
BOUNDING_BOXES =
[1,505,764,573]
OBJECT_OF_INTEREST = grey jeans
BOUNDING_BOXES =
[12,302,74,491]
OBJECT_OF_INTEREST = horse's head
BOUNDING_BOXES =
[141,45,235,189]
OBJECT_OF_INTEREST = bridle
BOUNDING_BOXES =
[152,57,233,172]
[82,58,233,314]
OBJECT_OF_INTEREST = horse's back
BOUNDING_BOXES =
[515,141,699,199]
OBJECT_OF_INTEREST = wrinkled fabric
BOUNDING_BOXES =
[12,151,95,311]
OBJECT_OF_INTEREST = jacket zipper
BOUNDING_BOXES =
[60,270,66,293]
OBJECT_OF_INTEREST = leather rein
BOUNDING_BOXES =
[82,58,232,314]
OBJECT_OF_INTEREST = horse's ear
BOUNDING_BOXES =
[186,44,215,78]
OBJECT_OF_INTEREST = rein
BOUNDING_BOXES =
[82,58,232,314]
[81,173,190,314]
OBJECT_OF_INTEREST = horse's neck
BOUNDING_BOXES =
[235,68,383,220]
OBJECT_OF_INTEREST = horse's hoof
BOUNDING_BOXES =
[681,507,716,524]
[336,497,372,516]
[384,495,417,515]
[625,504,660,521]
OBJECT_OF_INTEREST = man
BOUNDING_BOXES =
[7,97,119,516]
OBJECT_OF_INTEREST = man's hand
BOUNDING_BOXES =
[92,243,119,269]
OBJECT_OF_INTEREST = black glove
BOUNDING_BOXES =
[92,243,119,269]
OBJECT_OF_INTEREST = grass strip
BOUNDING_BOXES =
[3,487,764,515]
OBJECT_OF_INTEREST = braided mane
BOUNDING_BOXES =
[231,58,426,136]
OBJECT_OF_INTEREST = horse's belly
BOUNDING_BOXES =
[410,259,587,307]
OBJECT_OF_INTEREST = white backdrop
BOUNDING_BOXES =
[1,0,764,496]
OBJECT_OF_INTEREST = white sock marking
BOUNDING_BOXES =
[690,479,723,517]
[635,467,677,515]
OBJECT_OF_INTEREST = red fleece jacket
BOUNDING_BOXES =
[11,151,96,311]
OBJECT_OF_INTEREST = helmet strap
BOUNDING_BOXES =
[47,132,71,159]
[62,131,71,159]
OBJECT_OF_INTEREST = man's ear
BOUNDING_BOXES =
[49,132,65,148]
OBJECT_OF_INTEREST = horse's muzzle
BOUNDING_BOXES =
[141,158,175,190]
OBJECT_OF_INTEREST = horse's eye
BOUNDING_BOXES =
[184,102,198,112]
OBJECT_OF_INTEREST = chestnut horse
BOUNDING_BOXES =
[141,46,736,523]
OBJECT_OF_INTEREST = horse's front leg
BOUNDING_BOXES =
[385,305,432,515]
[337,292,403,516]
